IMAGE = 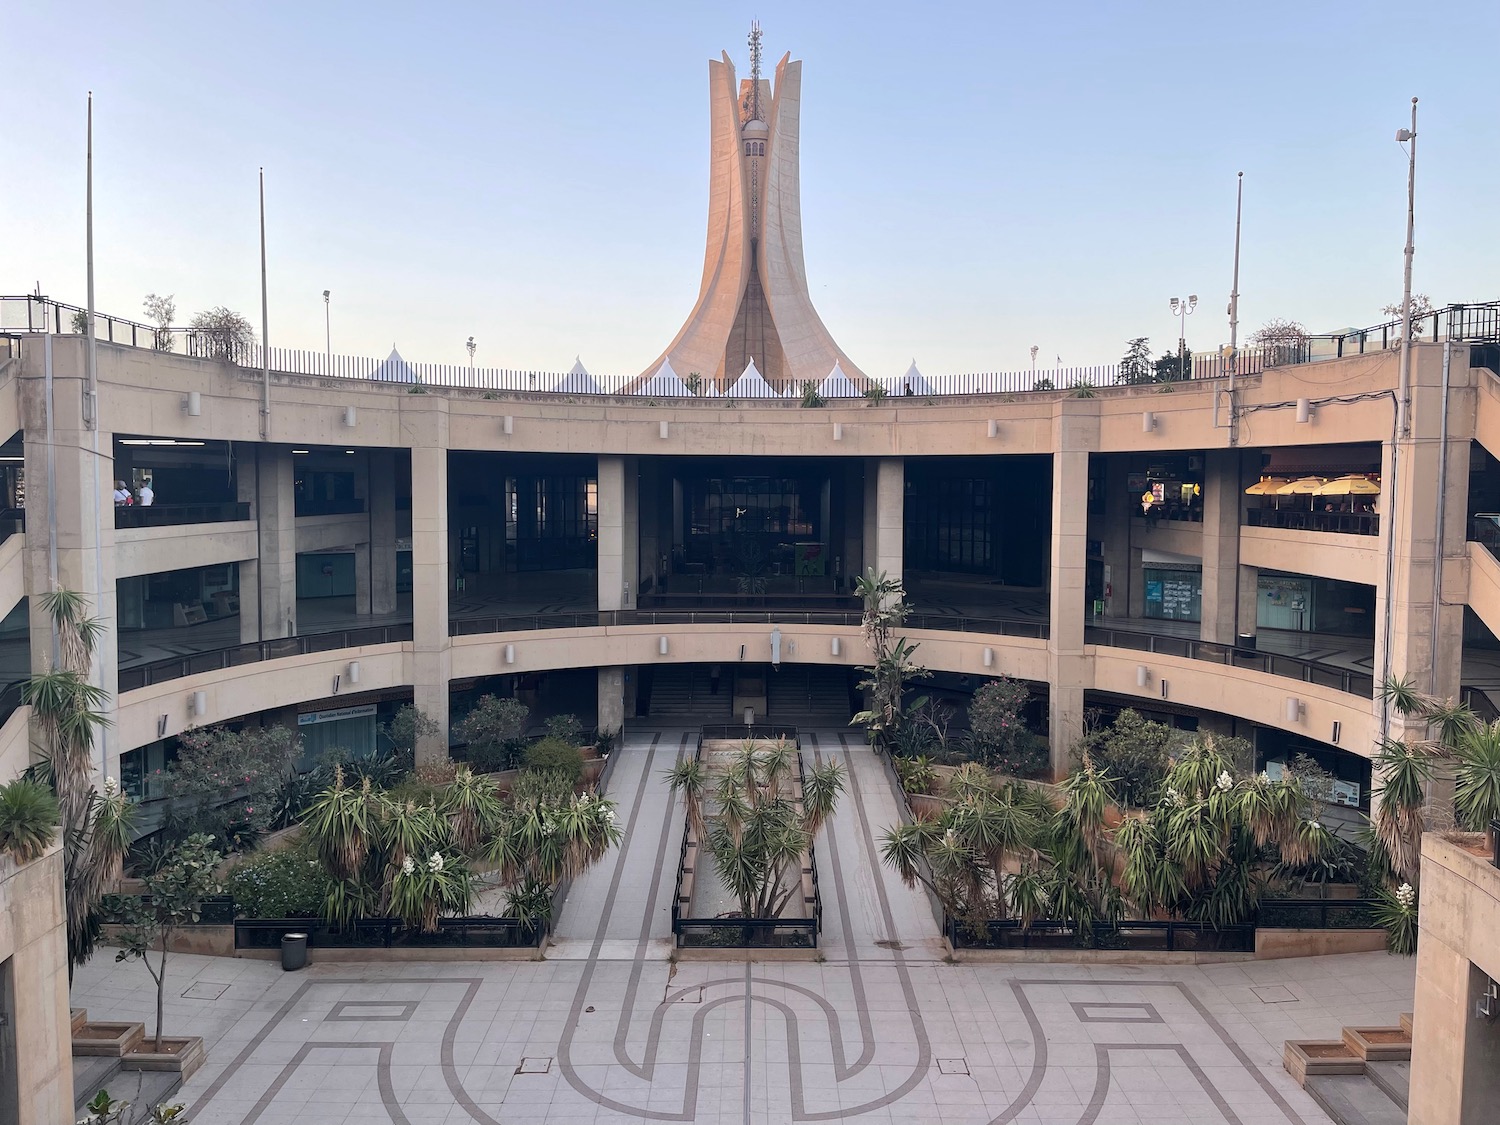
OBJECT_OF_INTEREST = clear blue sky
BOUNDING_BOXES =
[6,1,1497,377]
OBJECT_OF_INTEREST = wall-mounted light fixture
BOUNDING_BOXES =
[1331,720,1342,744]
[659,636,669,656]
[987,419,999,439]
[184,391,202,417]
[658,420,669,440]
[348,661,361,684]
[502,415,513,435]
[1285,696,1305,723]
[832,422,843,441]
[1159,679,1169,699]
[831,637,841,656]
[343,405,357,427]
[1136,665,1150,688]
[504,644,515,665]
[1296,398,1313,424]
[1142,411,1157,432]
[332,673,342,694]
[157,714,169,738]
[189,690,207,717]
[982,647,994,668]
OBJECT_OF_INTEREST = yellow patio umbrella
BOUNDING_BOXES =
[1313,475,1381,497]
[1275,477,1329,495]
[1244,477,1292,496]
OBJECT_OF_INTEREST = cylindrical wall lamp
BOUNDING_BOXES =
[343,405,357,427]
[1296,398,1312,424]
[1285,696,1304,723]
[659,420,669,439]
[502,415,514,435]
[987,419,999,439]
[659,636,669,655]
[982,647,994,668]
[831,637,841,656]
[185,391,202,416]
[1136,665,1149,688]
[348,661,361,684]
[189,690,207,717]
[503,644,515,665]
[1142,411,1157,432]
[832,422,843,441]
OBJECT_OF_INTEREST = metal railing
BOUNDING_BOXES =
[1492,819,1500,868]
[295,498,366,517]
[10,292,1492,400]
[449,607,1050,639]
[233,915,543,950]
[116,623,414,691]
[947,916,1256,952]
[1083,624,1375,697]
[1254,898,1380,929]
[1471,516,1500,561]
[114,501,251,529]
[0,512,23,548]
[1246,508,1380,537]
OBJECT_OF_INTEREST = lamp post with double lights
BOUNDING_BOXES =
[322,290,330,367]
[1169,294,1197,379]
[466,336,476,372]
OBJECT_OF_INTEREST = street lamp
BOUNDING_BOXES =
[1029,345,1038,374]
[1395,96,1418,438]
[322,290,330,367]
[466,336,476,371]
[1169,294,1198,378]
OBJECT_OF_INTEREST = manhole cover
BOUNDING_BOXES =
[515,1057,553,1074]
[1251,985,1299,1004]
[181,982,228,1001]
[937,1058,969,1076]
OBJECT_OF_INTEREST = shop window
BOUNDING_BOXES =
[1143,565,1202,622]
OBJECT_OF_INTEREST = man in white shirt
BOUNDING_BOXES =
[112,481,131,505]
[138,482,154,507]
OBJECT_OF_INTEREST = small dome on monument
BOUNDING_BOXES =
[742,118,769,135]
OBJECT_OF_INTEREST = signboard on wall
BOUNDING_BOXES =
[298,704,377,726]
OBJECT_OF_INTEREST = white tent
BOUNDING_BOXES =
[638,357,695,397]
[818,359,862,399]
[890,359,934,397]
[552,357,603,395]
[371,346,419,384]
[726,357,777,399]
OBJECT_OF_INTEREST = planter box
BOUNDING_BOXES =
[122,1035,207,1081]
[1342,1026,1412,1062]
[71,1008,88,1035]
[1400,1011,1413,1036]
[72,1022,145,1057]
[1283,1040,1364,1085]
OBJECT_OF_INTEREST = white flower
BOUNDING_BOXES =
[1259,771,1271,785]
[103,777,119,797]
[1165,786,1185,809]
[1307,820,1322,831]
[1395,882,1416,909]
[401,856,415,877]
[428,852,445,874]
[1216,771,1234,793]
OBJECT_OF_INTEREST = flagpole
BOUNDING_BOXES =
[85,91,98,430]
[259,167,270,439]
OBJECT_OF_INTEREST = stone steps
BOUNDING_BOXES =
[1366,1060,1410,1111]
[1304,1075,1406,1125]
[1283,1019,1412,1125]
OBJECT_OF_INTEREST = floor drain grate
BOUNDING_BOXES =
[516,1057,553,1074]
[937,1058,969,1076]
[181,982,228,1001]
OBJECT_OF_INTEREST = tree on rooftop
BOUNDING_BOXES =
[188,307,254,363]
[1119,337,1154,385]
[142,293,176,352]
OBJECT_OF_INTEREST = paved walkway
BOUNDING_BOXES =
[72,726,1417,1124]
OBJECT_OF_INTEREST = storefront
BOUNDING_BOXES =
[1142,550,1202,622]
[1257,571,1375,636]
[1126,455,1204,523]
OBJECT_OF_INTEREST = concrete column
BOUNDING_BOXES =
[1237,565,1259,644]
[1099,454,1133,619]
[862,458,903,582]
[20,338,119,779]
[254,446,297,639]
[409,412,450,764]
[840,461,862,591]
[1048,411,1096,778]
[597,456,638,611]
[353,542,372,614]
[366,449,398,615]
[597,666,625,735]
[1373,345,1472,734]
[1199,449,1243,644]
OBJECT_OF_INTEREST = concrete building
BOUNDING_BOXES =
[0,34,1497,1122]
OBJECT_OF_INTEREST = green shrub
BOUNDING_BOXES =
[523,737,584,785]
[455,696,529,772]
[509,768,577,804]
[542,713,584,747]
[227,843,334,919]
[1072,709,1174,807]
[0,778,60,863]
[967,676,1033,765]
[989,731,1052,779]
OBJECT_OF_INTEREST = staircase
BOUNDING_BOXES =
[1283,1013,1412,1125]
[645,665,730,721]
[766,664,856,725]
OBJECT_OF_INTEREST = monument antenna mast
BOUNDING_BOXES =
[747,20,763,121]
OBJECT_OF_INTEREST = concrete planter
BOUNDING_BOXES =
[1283,1040,1363,1085]
[71,1022,145,1057]
[1342,1026,1412,1062]
[122,1035,207,1081]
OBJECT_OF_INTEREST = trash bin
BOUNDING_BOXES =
[1237,632,1256,651]
[280,932,308,972]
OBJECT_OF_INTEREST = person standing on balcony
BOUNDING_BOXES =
[137,480,154,506]
[113,480,131,506]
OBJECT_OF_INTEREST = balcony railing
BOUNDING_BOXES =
[116,623,413,691]
[449,608,1051,640]
[1472,515,1500,561]
[0,512,22,548]
[1246,508,1380,537]
[10,292,1493,400]
[1083,625,1375,697]
[114,502,251,529]
[295,498,366,517]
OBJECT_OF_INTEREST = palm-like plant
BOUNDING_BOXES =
[1372,737,1435,882]
[301,769,377,882]
[440,767,504,854]
[0,778,60,862]
[1454,722,1500,831]
[851,570,929,753]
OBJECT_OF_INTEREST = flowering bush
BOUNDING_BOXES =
[966,676,1033,767]
[226,843,334,919]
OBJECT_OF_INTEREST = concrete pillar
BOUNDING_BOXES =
[840,461,862,591]
[19,338,119,779]
[353,542,372,614]
[1048,411,1096,778]
[254,446,297,639]
[1237,565,1259,643]
[409,413,450,764]
[862,458,903,583]
[1373,345,1472,733]
[597,456,638,611]
[367,449,398,615]
[598,666,625,735]
[1199,449,1243,644]
[1099,454,1133,619]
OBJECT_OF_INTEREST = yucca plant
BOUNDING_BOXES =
[1372,738,1435,882]
[301,769,377,882]
[439,767,504,854]
[0,778,60,863]
[1455,722,1500,831]
[387,850,472,933]
[1371,881,1419,956]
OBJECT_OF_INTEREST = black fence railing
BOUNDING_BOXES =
[233,915,543,950]
[1492,819,1500,868]
[117,623,414,691]
[1083,625,1374,698]
[1246,508,1380,537]
[114,502,251,529]
[947,917,1256,952]
[99,894,237,926]
[295,498,367,517]
[1471,516,1500,561]
[1254,898,1381,929]
[448,608,1051,640]
[699,724,801,742]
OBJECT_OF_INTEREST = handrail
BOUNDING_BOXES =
[1492,818,1500,869]
[449,608,1049,639]
[115,502,250,529]
[117,623,414,691]
[1245,508,1380,537]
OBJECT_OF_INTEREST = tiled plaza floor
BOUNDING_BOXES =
[72,731,1418,1124]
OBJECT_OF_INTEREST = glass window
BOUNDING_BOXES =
[1143,566,1202,622]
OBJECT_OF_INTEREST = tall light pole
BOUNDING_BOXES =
[322,289,331,368]
[466,336,476,372]
[1396,97,1418,439]
[1169,294,1197,377]
[1227,171,1243,379]
[1029,345,1038,375]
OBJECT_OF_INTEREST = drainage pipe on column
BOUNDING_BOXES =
[1429,341,1452,695]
